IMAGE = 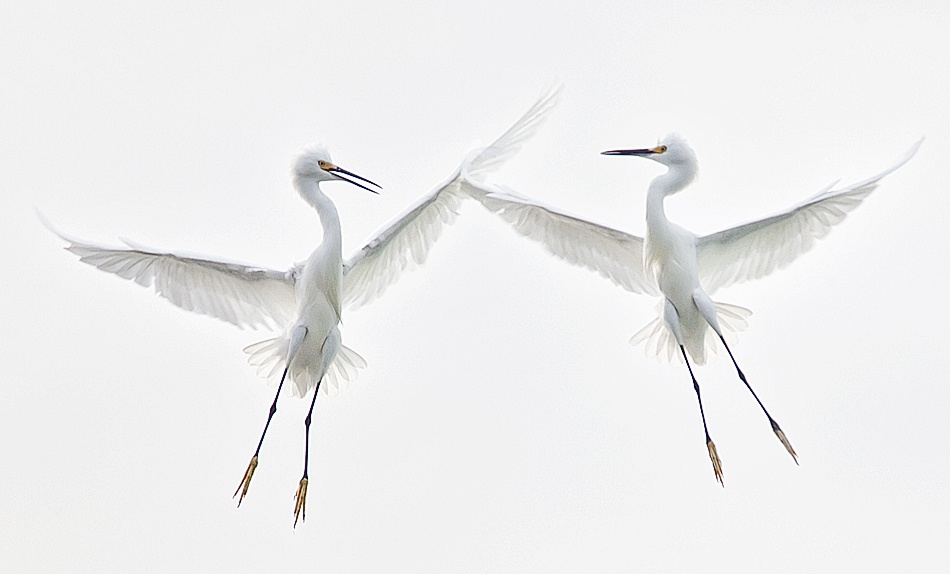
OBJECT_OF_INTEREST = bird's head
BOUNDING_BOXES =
[601,133,697,169]
[292,143,381,194]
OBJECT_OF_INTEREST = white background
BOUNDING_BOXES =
[3,1,948,571]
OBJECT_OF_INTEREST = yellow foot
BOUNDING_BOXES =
[233,455,259,507]
[707,440,724,486]
[774,428,799,465]
[293,478,308,527]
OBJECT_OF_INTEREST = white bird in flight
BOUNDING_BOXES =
[470,133,921,485]
[46,83,561,524]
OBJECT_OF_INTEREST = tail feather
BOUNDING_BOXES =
[630,301,752,365]
[243,337,367,396]
[630,316,679,363]
[323,345,368,396]
[244,337,286,380]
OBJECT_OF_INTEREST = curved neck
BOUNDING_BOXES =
[295,176,343,262]
[645,164,696,229]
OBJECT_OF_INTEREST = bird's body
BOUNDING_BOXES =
[641,152,708,361]
[284,158,346,395]
[46,83,562,524]
[634,135,749,366]
[235,149,354,404]
[216,143,383,524]
[471,133,921,483]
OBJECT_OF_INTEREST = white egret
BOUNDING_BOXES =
[470,134,921,484]
[46,83,562,524]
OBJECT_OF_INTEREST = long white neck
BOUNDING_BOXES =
[645,162,697,232]
[295,176,343,265]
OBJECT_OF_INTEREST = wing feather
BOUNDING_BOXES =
[341,178,466,309]
[463,82,563,181]
[470,186,658,295]
[342,83,563,309]
[47,223,297,329]
[697,140,921,293]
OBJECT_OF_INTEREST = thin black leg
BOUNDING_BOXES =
[718,334,798,464]
[294,377,323,527]
[681,345,724,486]
[234,364,290,506]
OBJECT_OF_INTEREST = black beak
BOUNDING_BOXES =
[329,166,381,194]
[601,148,655,156]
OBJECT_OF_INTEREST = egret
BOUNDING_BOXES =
[470,134,921,484]
[46,83,562,524]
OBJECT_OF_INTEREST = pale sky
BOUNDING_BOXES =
[3,1,949,572]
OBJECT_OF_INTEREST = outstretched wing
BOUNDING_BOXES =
[47,221,297,330]
[470,186,658,295]
[697,140,922,293]
[342,83,563,309]
[460,81,562,183]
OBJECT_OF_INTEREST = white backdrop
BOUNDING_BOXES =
[3,2,948,571]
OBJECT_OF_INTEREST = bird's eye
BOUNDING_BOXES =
[318,160,332,170]
[657,145,668,153]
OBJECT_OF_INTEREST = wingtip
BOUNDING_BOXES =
[459,82,564,182]
[35,209,74,244]
[883,137,924,176]
[539,79,565,105]
[35,208,54,232]
[530,81,565,126]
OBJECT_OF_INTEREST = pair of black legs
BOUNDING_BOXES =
[231,332,792,515]
[681,335,798,486]
[233,363,322,527]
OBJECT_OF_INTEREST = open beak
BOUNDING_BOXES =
[324,163,381,194]
[601,145,664,157]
